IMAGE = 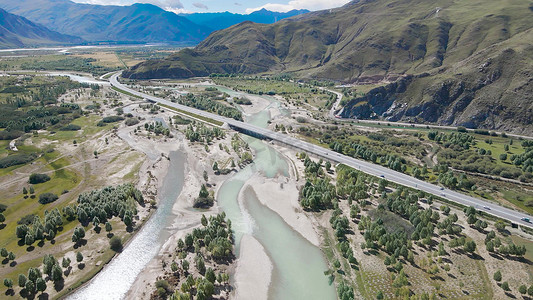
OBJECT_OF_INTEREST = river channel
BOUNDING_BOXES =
[215,87,336,299]
[67,80,335,299]
[68,151,185,300]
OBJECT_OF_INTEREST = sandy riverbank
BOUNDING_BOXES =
[122,83,328,299]
[242,174,320,246]
[124,121,236,299]
[234,234,272,300]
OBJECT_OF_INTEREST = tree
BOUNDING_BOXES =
[333,259,341,269]
[501,281,510,291]
[464,241,476,253]
[203,170,208,182]
[8,252,15,261]
[124,214,132,228]
[376,290,384,300]
[325,161,332,172]
[205,268,216,283]
[25,232,35,246]
[201,215,208,227]
[92,216,100,228]
[0,213,5,223]
[171,261,179,273]
[182,260,189,273]
[62,257,71,269]
[25,280,35,294]
[72,227,85,243]
[196,257,206,275]
[438,242,446,256]
[493,270,502,282]
[519,285,527,295]
[109,236,123,252]
[3,278,13,289]
[18,274,27,288]
[105,222,112,233]
[199,184,209,198]
[494,220,506,231]
[76,252,83,263]
[51,264,63,282]
[35,277,46,294]
[212,162,219,172]
[0,247,7,257]
[94,150,98,158]
[528,285,533,296]
[23,187,28,195]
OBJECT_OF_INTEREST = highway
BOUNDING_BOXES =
[110,72,533,228]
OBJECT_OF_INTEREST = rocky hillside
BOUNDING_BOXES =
[0,0,209,43]
[124,0,533,134]
[0,8,82,48]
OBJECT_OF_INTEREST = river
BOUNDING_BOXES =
[68,84,335,300]
[216,90,337,299]
[67,151,185,300]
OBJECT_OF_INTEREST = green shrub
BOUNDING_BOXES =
[109,236,123,252]
[97,115,124,126]
[29,173,51,184]
[0,154,37,168]
[125,118,139,126]
[60,124,81,131]
[38,193,58,204]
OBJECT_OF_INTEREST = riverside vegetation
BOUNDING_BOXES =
[148,213,234,300]
[297,123,533,215]
[298,153,532,299]
[0,73,154,298]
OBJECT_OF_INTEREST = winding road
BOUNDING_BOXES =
[110,72,533,228]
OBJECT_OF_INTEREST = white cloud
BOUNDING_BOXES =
[245,0,350,13]
[192,2,208,10]
[72,0,184,9]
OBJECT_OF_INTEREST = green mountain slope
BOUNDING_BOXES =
[182,9,310,33]
[0,0,209,43]
[124,0,533,134]
[0,8,82,48]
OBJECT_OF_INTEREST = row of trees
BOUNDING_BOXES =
[184,123,225,143]
[175,93,242,121]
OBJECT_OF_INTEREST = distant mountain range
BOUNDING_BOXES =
[0,0,307,45]
[0,8,82,48]
[124,0,533,134]
[181,9,309,32]
[0,0,210,44]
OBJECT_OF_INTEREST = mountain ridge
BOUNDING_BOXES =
[0,0,210,44]
[181,9,310,32]
[123,0,533,134]
[0,8,83,49]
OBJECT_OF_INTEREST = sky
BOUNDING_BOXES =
[71,0,352,14]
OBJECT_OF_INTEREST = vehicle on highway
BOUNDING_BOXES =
[483,206,490,210]
[380,175,385,178]
[522,217,531,223]
[440,187,444,190]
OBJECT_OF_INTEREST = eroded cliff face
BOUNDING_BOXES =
[340,47,533,135]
